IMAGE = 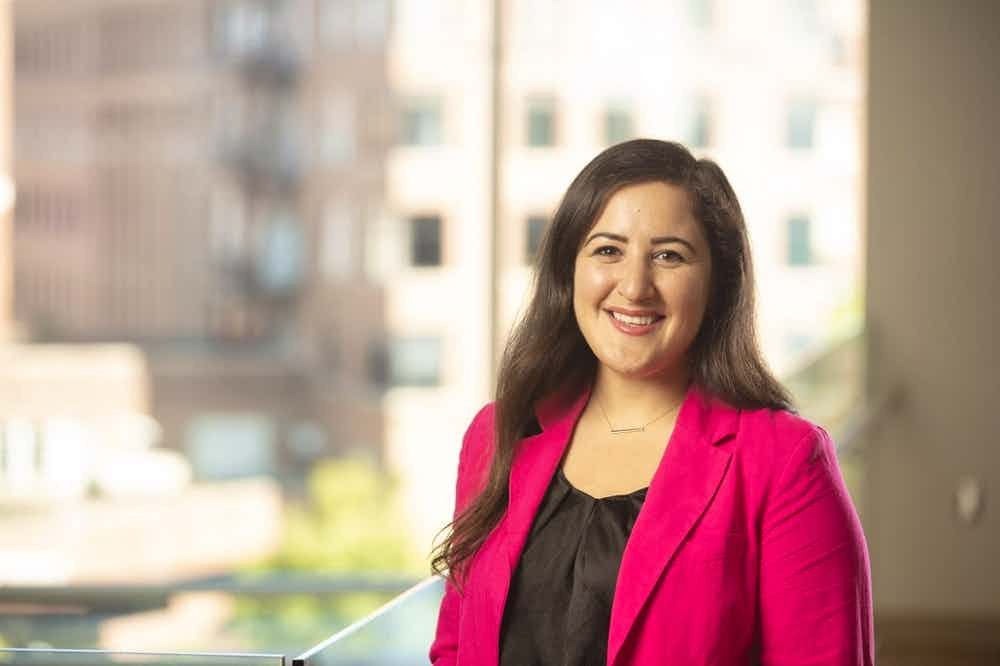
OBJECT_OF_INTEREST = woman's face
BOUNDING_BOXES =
[572,181,713,381]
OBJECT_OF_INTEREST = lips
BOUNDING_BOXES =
[605,309,665,336]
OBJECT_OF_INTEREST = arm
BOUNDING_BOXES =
[758,426,875,665]
[429,403,494,665]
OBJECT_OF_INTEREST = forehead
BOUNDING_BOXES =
[592,181,699,235]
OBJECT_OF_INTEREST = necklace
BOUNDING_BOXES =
[596,396,683,434]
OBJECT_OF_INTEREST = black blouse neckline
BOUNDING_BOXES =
[499,462,649,666]
[556,464,650,502]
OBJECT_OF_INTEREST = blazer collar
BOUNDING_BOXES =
[478,380,739,666]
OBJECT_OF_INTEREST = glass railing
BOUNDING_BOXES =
[783,327,869,504]
[784,327,866,445]
[0,577,444,666]
[0,648,285,666]
[292,576,444,666]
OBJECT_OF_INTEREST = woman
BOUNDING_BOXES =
[429,139,874,665]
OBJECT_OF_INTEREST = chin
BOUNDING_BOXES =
[600,359,666,379]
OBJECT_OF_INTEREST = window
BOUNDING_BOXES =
[410,215,442,267]
[689,96,713,149]
[787,99,817,149]
[321,92,356,165]
[320,0,355,51]
[525,215,547,263]
[786,214,813,266]
[254,213,305,294]
[321,200,358,280]
[367,340,389,388]
[355,0,389,49]
[400,98,443,146]
[603,105,633,145]
[185,414,276,479]
[389,337,442,387]
[526,98,556,147]
[787,0,821,35]
[212,1,270,58]
[688,0,714,30]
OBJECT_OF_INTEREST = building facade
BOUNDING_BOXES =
[12,0,864,554]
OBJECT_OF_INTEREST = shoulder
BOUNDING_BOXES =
[461,401,496,449]
[733,405,833,483]
[454,401,497,510]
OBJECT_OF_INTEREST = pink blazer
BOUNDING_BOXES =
[430,382,874,665]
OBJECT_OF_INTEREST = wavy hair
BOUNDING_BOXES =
[431,139,792,587]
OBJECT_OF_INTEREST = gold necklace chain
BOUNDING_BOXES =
[596,397,683,434]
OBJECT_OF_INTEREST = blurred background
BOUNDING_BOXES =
[0,0,996,663]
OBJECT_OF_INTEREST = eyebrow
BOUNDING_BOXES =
[583,231,698,254]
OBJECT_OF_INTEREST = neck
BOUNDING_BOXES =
[591,364,691,425]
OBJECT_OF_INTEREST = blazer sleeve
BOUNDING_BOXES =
[429,403,495,666]
[757,426,875,666]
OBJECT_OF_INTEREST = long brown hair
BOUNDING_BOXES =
[430,139,792,586]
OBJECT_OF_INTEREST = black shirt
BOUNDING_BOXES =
[499,464,648,666]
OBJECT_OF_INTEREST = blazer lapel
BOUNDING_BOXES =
[479,384,592,665]
[607,385,739,666]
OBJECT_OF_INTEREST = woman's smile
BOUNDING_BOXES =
[605,308,666,336]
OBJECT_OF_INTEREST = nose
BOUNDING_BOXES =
[616,253,656,303]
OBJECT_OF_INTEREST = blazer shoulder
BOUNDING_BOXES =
[735,405,828,475]
[463,401,496,447]
[455,401,497,511]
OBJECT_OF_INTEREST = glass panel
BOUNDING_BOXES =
[294,577,444,666]
[526,99,556,147]
[688,96,713,149]
[390,338,442,387]
[786,214,813,266]
[0,648,284,666]
[400,99,442,146]
[784,330,866,502]
[787,98,817,148]
[0,584,405,656]
[603,106,632,145]
[409,215,442,267]
[525,216,547,263]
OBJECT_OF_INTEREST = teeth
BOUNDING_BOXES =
[611,311,658,326]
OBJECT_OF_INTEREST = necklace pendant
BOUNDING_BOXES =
[610,425,644,434]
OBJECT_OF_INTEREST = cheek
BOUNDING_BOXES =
[573,263,600,307]
[576,266,615,305]
[664,273,711,321]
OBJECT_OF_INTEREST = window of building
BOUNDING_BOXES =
[213,1,269,58]
[400,97,443,146]
[603,105,633,145]
[786,0,821,35]
[786,214,813,266]
[389,337,442,387]
[367,340,389,388]
[321,0,354,51]
[525,215,547,263]
[687,0,715,30]
[185,413,277,479]
[254,213,305,294]
[321,92,356,165]
[689,96,713,149]
[355,0,389,49]
[526,98,557,147]
[410,215,442,267]
[787,99,817,149]
[320,199,358,280]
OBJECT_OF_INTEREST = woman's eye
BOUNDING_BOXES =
[594,246,620,257]
[656,250,686,263]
